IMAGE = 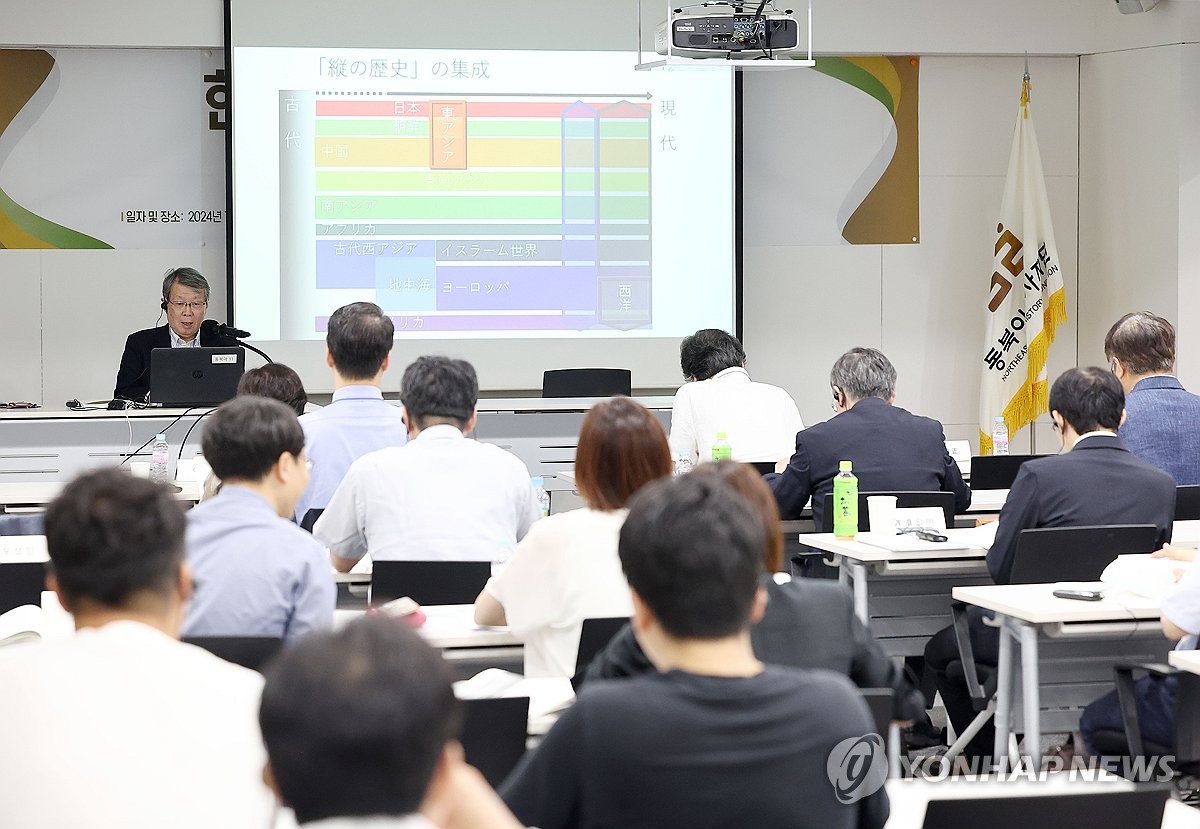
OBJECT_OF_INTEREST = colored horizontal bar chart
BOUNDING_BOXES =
[305,95,652,332]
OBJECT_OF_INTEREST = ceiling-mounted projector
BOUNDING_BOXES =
[655,4,802,57]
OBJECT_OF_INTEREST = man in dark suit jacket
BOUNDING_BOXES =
[925,366,1176,759]
[113,267,235,402]
[769,347,971,528]
[1105,311,1200,485]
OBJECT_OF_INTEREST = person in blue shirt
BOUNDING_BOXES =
[1105,311,1200,485]
[183,396,336,644]
[294,302,408,527]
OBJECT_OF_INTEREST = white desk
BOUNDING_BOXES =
[1168,649,1200,675]
[800,530,991,657]
[0,479,202,508]
[951,583,1168,766]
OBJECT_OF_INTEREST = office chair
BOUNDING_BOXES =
[369,560,492,606]
[819,491,955,533]
[541,368,632,398]
[182,636,283,672]
[1175,485,1200,522]
[943,524,1159,762]
[1082,663,1200,799]
[460,696,530,787]
[919,788,1169,829]
[571,616,630,689]
[0,562,45,615]
[968,454,1042,490]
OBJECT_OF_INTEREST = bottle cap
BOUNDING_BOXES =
[839,460,853,472]
[716,431,727,440]
[155,433,166,441]
[531,476,544,488]
[994,416,1005,424]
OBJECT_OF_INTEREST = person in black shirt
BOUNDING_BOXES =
[500,470,890,829]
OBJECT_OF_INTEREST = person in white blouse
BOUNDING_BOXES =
[668,328,804,467]
[474,396,673,678]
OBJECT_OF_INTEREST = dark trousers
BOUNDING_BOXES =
[1080,674,1177,759]
[925,620,1000,760]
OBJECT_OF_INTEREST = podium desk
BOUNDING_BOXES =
[952,583,1169,767]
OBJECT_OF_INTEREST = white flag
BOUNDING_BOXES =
[979,73,1067,454]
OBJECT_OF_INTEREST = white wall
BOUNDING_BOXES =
[1,0,1197,429]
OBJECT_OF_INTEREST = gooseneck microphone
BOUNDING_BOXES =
[200,319,252,340]
[201,319,274,364]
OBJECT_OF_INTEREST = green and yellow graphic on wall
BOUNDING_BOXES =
[813,55,919,245]
[0,50,111,249]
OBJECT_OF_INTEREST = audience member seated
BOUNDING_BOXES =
[581,461,925,722]
[769,346,970,527]
[259,616,524,829]
[183,396,335,643]
[500,473,889,829]
[295,301,408,524]
[198,362,309,500]
[474,396,672,677]
[316,355,540,570]
[1104,311,1200,484]
[925,367,1176,760]
[239,363,309,416]
[1079,541,1200,761]
[668,328,803,466]
[0,469,274,827]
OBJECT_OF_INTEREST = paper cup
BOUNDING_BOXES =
[867,495,899,535]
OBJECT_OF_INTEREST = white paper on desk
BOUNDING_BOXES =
[856,531,971,553]
[454,669,575,719]
[950,522,998,550]
[0,605,43,648]
[1101,554,1194,600]
[892,507,948,533]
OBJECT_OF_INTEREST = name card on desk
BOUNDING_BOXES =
[0,535,48,563]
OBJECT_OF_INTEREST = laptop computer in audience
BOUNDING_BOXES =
[149,347,244,406]
[920,786,1168,829]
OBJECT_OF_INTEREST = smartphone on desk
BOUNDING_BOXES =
[1052,588,1105,602]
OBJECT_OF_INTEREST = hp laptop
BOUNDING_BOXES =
[149,347,244,406]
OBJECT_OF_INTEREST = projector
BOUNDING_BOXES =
[655,10,802,57]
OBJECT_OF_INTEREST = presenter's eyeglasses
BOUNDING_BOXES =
[167,300,207,312]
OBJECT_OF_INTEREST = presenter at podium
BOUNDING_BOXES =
[112,267,237,403]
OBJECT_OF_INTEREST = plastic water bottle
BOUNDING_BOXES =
[532,476,551,517]
[712,431,732,462]
[992,416,1010,456]
[833,460,858,539]
[674,449,694,476]
[150,433,170,484]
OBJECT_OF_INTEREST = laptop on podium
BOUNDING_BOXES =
[149,347,244,406]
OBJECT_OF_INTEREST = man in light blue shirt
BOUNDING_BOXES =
[184,396,335,643]
[1105,311,1200,485]
[295,302,408,526]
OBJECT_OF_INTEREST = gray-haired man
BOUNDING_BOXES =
[768,347,971,528]
[113,267,238,402]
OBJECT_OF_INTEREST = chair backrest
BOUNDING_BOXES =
[969,454,1043,490]
[460,696,530,787]
[299,508,324,533]
[370,560,493,606]
[574,617,630,678]
[182,636,283,672]
[920,788,1169,829]
[858,688,893,738]
[0,562,45,615]
[1175,485,1200,521]
[820,491,956,533]
[746,461,776,476]
[1007,524,1159,585]
[541,368,632,398]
